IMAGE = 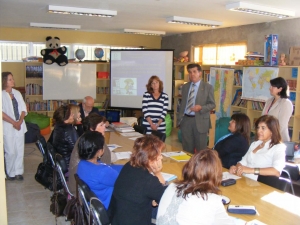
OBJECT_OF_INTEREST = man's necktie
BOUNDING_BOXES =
[186,83,195,114]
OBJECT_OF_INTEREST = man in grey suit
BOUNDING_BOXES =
[178,64,215,153]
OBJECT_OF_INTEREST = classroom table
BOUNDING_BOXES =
[106,131,300,225]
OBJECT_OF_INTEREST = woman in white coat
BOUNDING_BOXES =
[2,72,27,181]
[262,77,293,142]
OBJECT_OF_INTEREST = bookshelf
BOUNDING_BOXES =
[230,66,300,143]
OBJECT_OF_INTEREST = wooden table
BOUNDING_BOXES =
[106,131,300,225]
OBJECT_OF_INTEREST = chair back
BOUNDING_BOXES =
[215,117,231,144]
[151,130,166,142]
[47,142,56,168]
[55,153,73,197]
[89,197,110,225]
[258,175,291,193]
[282,165,300,181]
[36,135,48,162]
[133,125,147,134]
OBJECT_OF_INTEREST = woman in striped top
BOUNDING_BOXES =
[142,76,169,134]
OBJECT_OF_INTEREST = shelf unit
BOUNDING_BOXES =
[230,66,300,142]
[95,62,110,110]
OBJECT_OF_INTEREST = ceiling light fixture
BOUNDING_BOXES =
[30,22,81,30]
[124,29,166,36]
[48,5,117,17]
[166,16,222,27]
[226,2,295,18]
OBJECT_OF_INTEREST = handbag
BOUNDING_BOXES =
[50,192,67,217]
[49,165,68,217]
[63,197,87,225]
[35,162,63,191]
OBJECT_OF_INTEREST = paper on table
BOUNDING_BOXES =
[129,137,140,141]
[228,216,247,225]
[170,154,191,162]
[247,219,267,225]
[120,132,143,137]
[115,152,132,160]
[162,151,188,157]
[107,144,122,152]
[161,172,177,182]
[222,172,242,180]
[162,151,191,162]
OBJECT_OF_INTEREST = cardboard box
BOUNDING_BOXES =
[97,71,109,79]
[289,47,300,66]
[264,34,278,66]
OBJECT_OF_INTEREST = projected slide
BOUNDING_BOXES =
[110,50,173,109]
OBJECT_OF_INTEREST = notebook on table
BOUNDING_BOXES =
[284,141,295,162]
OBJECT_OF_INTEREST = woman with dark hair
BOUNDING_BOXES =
[68,113,117,195]
[77,131,122,209]
[214,113,250,169]
[2,72,27,181]
[156,149,233,225]
[229,115,286,180]
[109,135,167,225]
[262,77,293,141]
[142,76,169,134]
[51,104,81,167]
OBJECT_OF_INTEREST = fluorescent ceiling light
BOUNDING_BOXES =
[30,22,81,30]
[48,5,117,17]
[226,2,295,18]
[166,16,222,27]
[124,29,166,36]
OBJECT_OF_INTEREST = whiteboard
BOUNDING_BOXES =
[43,63,96,100]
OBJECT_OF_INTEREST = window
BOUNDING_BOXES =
[0,42,29,61]
[0,41,142,62]
[194,43,247,65]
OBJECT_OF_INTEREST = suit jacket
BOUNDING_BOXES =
[262,97,293,142]
[178,80,216,133]
[78,103,99,121]
[214,133,249,169]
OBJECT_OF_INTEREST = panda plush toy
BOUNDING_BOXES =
[41,36,68,66]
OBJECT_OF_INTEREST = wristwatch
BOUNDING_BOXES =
[254,168,260,175]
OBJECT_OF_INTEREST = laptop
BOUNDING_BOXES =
[284,141,295,162]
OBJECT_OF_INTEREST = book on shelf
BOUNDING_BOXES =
[234,70,243,86]
[231,88,242,106]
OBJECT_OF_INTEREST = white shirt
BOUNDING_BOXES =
[2,89,27,136]
[239,140,286,180]
[156,183,234,225]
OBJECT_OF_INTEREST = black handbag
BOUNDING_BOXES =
[50,192,67,217]
[35,162,63,191]
[63,197,87,225]
[50,166,68,217]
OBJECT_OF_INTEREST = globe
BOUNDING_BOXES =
[75,49,85,61]
[94,48,104,59]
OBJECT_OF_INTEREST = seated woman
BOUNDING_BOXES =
[77,131,122,209]
[68,113,117,195]
[108,135,167,225]
[156,149,234,225]
[229,115,286,180]
[51,104,80,167]
[214,113,250,169]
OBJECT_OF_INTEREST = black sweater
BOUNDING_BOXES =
[214,133,249,169]
[108,162,167,225]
